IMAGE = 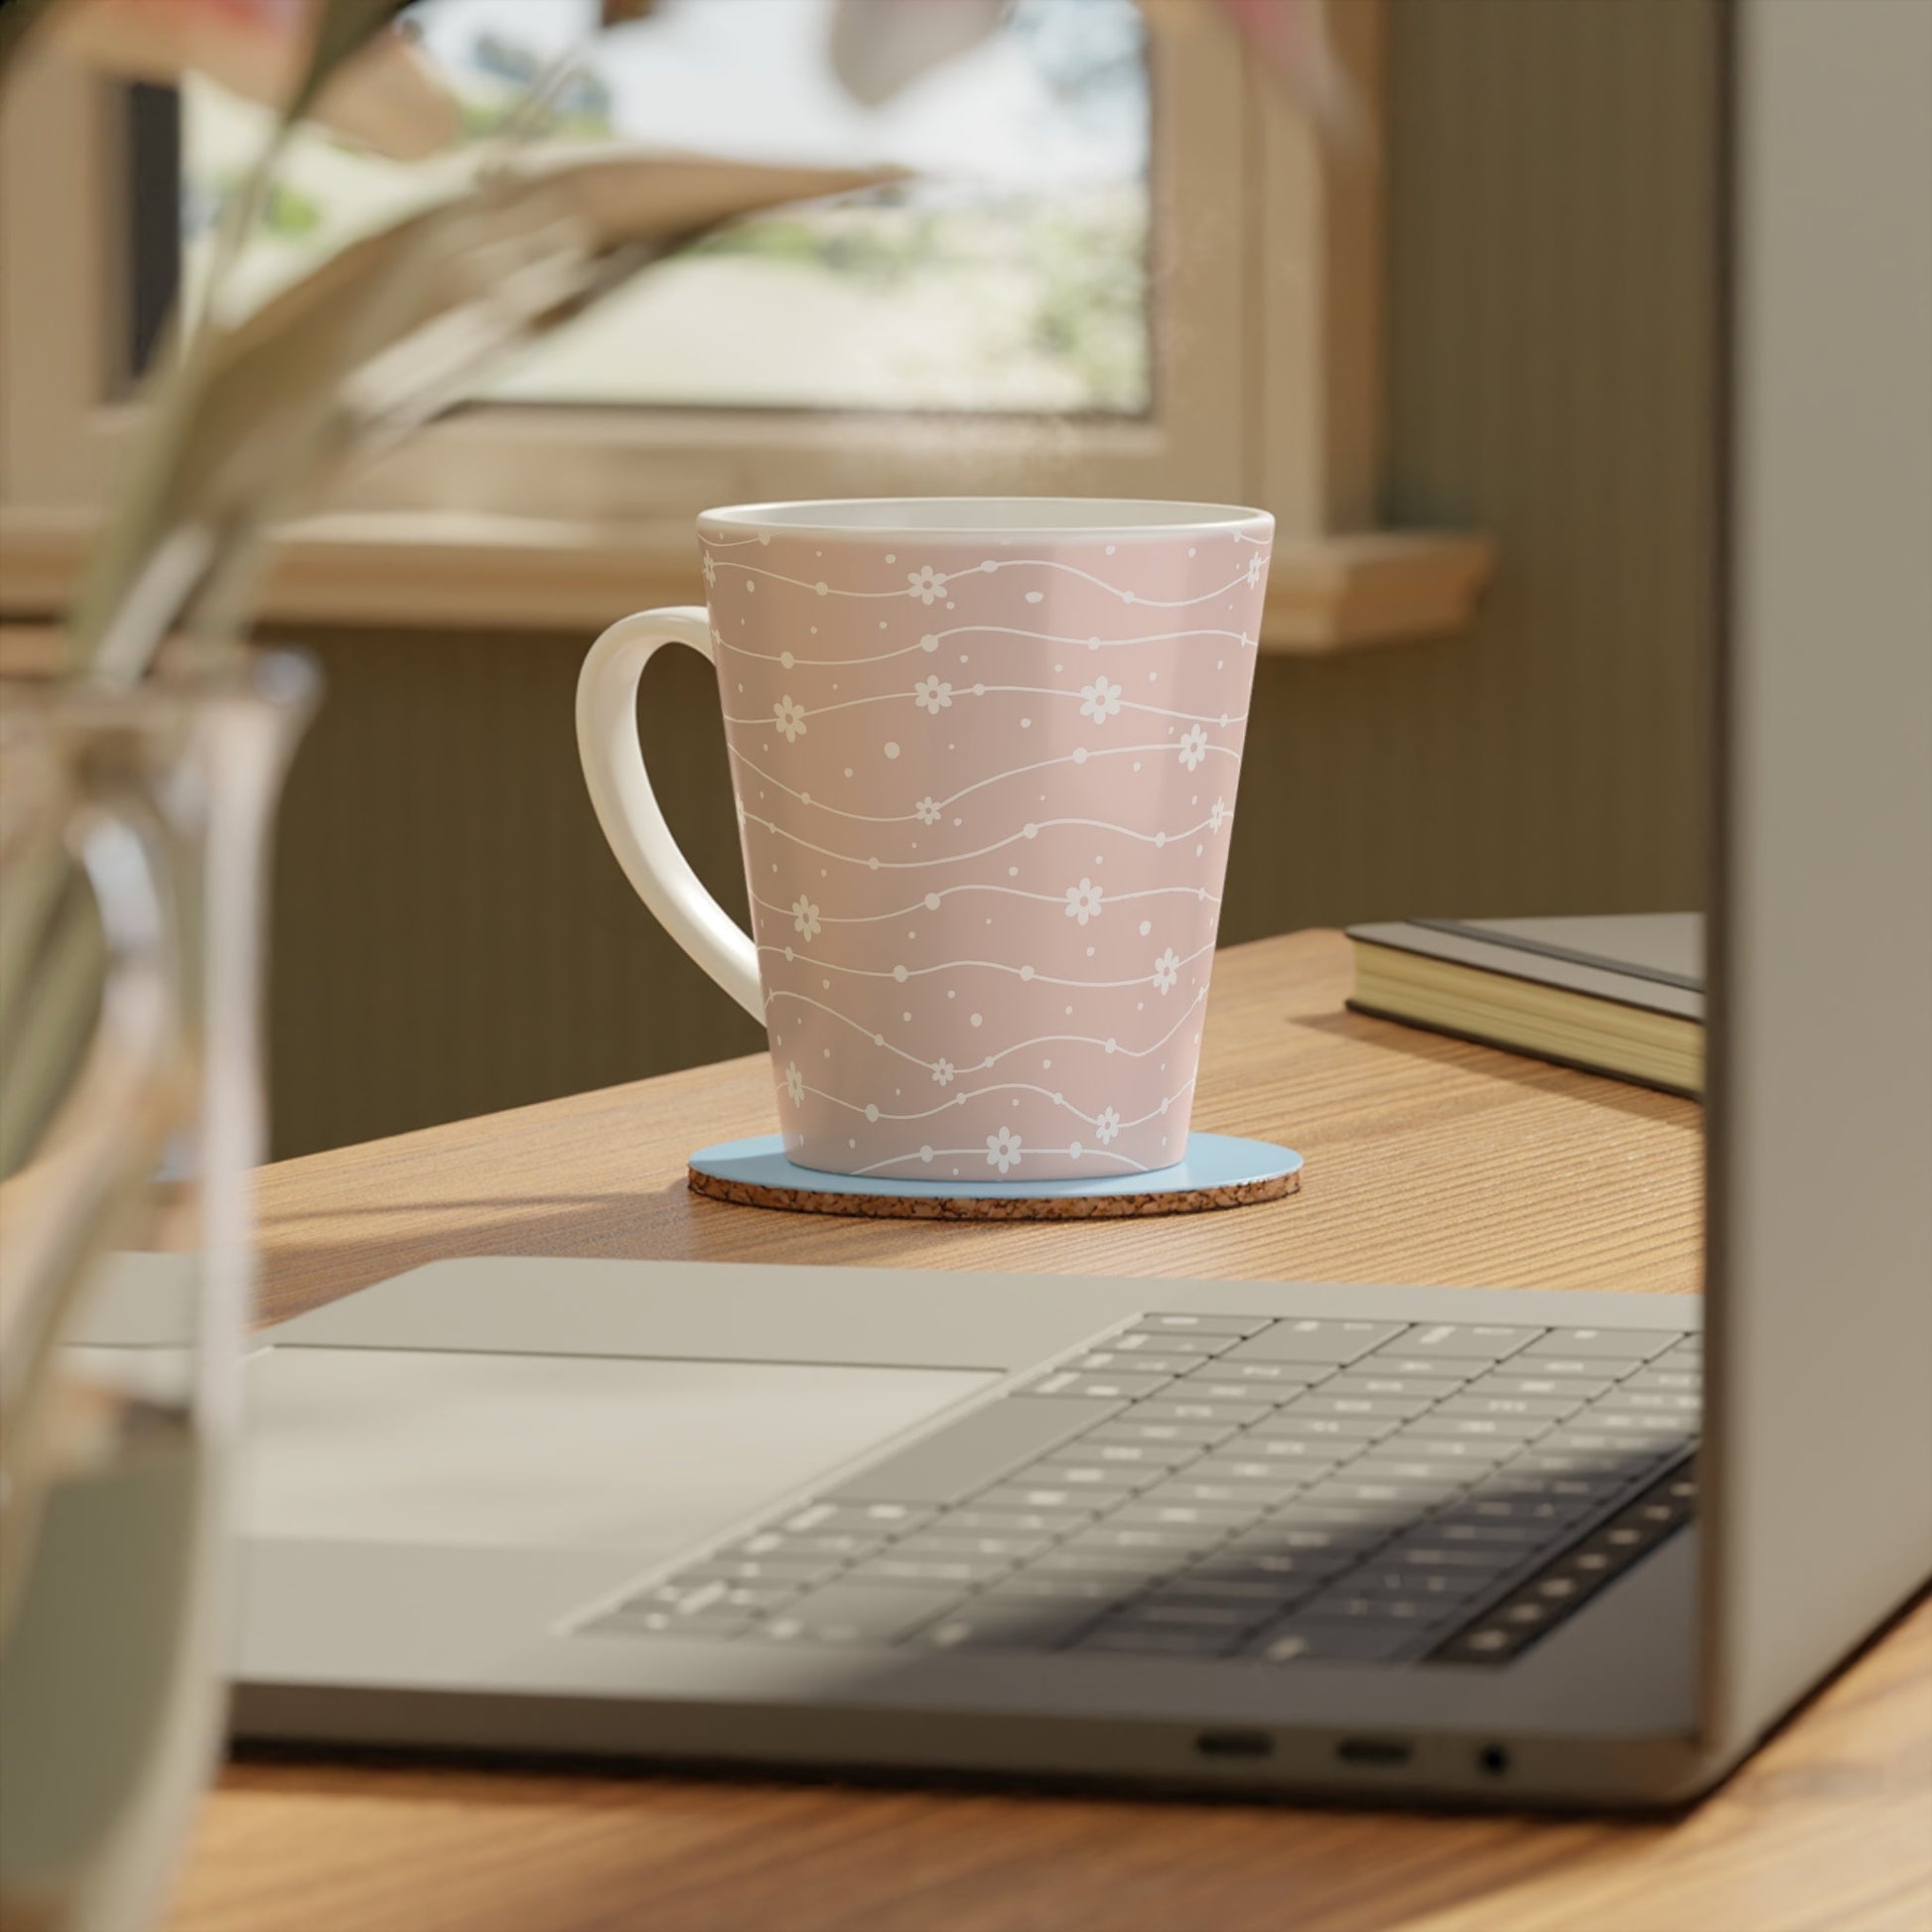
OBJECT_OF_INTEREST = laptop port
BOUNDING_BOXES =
[1335,1737,1413,1768]
[1478,1744,1511,1776]
[1194,1728,1273,1760]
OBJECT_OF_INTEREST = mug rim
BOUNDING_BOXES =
[699,497,1273,540]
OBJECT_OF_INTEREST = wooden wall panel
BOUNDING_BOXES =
[261,0,1721,1158]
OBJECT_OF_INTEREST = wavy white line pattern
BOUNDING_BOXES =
[699,513,1273,1177]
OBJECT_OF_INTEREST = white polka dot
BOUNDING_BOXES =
[1021,718,1032,730]
[901,1011,911,1022]
[844,766,854,777]
[746,580,755,592]
[920,1146,933,1162]
[1106,1037,1118,1052]
[925,892,941,909]
[884,742,900,759]
[814,583,827,597]
[970,1013,984,1028]
[1139,919,1152,936]
[1072,747,1088,764]
[1132,760,1143,772]
[948,990,956,1000]
[1025,591,1044,604]
[1069,1141,1083,1158]
[893,964,908,982]
[865,1104,879,1122]
[886,553,897,563]
[1155,832,1167,848]
[921,634,938,652]
[1042,1058,1052,1069]
[868,857,880,871]
[1024,823,1037,839]
[1020,965,1035,981]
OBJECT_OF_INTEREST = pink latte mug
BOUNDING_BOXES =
[578,498,1272,1181]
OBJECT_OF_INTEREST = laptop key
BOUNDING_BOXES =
[1113,1501,1258,1533]
[1245,1413,1394,1441]
[1321,1374,1468,1401]
[1499,1355,1644,1380]
[1084,1420,1233,1448]
[892,1531,1051,1562]
[1370,1324,1542,1363]
[1014,1460,1164,1491]
[968,1487,1112,1519]
[1224,1320,1407,1366]
[1467,1374,1613,1401]
[729,1530,891,1563]
[1024,1547,1181,1582]
[828,1396,1123,1506]
[1434,1394,1583,1420]
[942,1506,1090,1536]
[758,1583,962,1646]
[777,1502,931,1537]
[1076,1624,1240,1656]
[1134,1398,1271,1427]
[1066,1352,1204,1378]
[1023,1371,1172,1400]
[586,1604,757,1640]
[1108,1332,1229,1357]
[1248,1622,1417,1664]
[1287,1394,1435,1421]
[1180,1359,1335,1391]
[666,1555,844,1587]
[1524,1328,1680,1361]
[1137,1313,1274,1336]
[846,1555,1007,1587]
[914,1600,1101,1651]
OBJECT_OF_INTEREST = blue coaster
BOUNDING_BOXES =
[687,1132,1302,1220]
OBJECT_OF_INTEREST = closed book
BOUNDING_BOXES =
[1345,914,1704,1096]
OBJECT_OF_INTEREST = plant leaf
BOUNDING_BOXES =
[69,148,899,676]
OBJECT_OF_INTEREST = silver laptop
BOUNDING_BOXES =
[83,0,1932,1806]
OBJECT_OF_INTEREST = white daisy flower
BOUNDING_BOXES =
[913,796,942,825]
[783,1061,804,1105]
[773,696,808,742]
[1094,1106,1122,1145]
[913,676,953,714]
[702,551,717,588]
[930,1058,955,1086]
[1209,797,1226,833]
[907,565,946,604]
[1246,551,1265,589]
[986,1126,1023,1173]
[1152,946,1181,993]
[1064,878,1104,925]
[1177,725,1209,770]
[1080,676,1123,723]
[789,896,820,940]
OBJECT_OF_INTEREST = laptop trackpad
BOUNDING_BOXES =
[241,1347,994,1560]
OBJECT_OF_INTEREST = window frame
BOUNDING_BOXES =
[0,0,1493,648]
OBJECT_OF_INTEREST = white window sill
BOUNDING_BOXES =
[0,508,1492,652]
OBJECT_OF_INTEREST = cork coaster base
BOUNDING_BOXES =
[688,1167,1296,1220]
[686,1133,1303,1221]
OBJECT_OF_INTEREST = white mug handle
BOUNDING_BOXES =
[576,607,763,1021]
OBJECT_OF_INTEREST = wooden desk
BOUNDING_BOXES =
[166,933,1932,1932]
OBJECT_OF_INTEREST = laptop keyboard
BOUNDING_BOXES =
[574,1314,1700,1665]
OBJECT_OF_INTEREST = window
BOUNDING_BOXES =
[0,0,1492,646]
[180,0,1154,417]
